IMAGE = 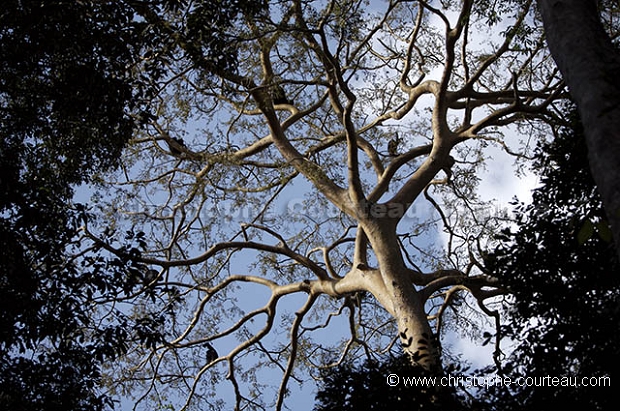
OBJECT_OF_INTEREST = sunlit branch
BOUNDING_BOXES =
[461,0,535,93]
[440,0,474,97]
[130,349,168,411]
[303,301,348,335]
[368,143,433,203]
[400,2,426,92]
[429,285,467,335]
[275,294,318,411]
[307,226,357,279]
[420,272,503,302]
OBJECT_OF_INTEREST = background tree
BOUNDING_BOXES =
[0,1,142,408]
[0,1,196,409]
[536,0,620,259]
[481,105,618,410]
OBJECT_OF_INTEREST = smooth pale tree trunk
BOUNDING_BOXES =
[537,0,620,260]
[362,219,441,372]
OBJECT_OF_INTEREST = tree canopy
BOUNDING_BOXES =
[0,0,265,408]
[1,1,618,410]
[0,1,142,409]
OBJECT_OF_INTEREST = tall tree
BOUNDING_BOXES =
[536,0,620,259]
[1,0,274,408]
[79,1,576,409]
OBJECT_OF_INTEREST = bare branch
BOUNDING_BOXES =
[275,294,318,411]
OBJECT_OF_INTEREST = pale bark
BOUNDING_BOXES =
[538,0,620,258]
[362,218,441,371]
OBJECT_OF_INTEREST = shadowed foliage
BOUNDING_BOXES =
[483,105,619,410]
[1,1,153,409]
[314,354,469,411]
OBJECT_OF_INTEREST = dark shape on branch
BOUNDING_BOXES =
[205,343,218,364]
[143,269,159,285]
[271,84,291,105]
[387,135,401,157]
[355,262,368,270]
[167,137,187,156]
[443,155,456,181]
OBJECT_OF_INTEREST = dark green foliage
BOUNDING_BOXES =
[0,1,141,181]
[0,1,146,409]
[485,106,619,410]
[0,2,270,408]
[129,0,268,78]
[1,1,267,407]
[185,0,268,72]
[314,355,467,411]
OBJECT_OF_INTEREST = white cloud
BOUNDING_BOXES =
[478,145,539,207]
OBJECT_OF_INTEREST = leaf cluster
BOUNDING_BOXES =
[0,1,143,182]
[185,0,268,72]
